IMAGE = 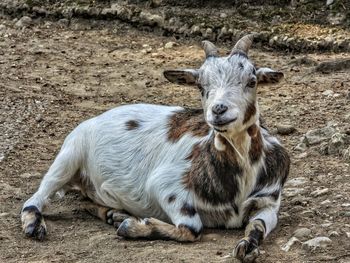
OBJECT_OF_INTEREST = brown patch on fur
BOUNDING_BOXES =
[186,143,201,160]
[248,124,263,163]
[183,135,242,205]
[167,109,210,142]
[243,103,256,124]
[125,120,139,130]
[84,204,110,222]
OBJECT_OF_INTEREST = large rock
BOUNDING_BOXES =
[276,124,296,135]
[139,11,164,27]
[302,125,336,146]
[15,16,32,28]
[328,133,349,154]
[302,237,332,251]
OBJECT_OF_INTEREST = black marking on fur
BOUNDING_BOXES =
[232,203,239,215]
[256,219,266,231]
[246,237,259,254]
[125,120,140,130]
[242,200,259,225]
[180,203,197,217]
[249,143,290,198]
[22,205,40,215]
[246,223,265,253]
[249,189,280,201]
[168,194,176,203]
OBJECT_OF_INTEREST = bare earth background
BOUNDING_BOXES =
[0,7,350,263]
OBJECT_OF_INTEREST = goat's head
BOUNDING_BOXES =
[164,34,284,136]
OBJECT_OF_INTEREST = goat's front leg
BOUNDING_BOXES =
[21,137,81,240]
[234,206,278,263]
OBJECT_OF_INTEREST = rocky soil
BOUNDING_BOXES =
[0,0,350,52]
[0,3,350,263]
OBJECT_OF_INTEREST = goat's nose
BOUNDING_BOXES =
[212,104,228,115]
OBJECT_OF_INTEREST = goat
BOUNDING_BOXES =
[21,34,290,262]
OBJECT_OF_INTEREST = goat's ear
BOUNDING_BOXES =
[163,69,199,85]
[256,67,284,85]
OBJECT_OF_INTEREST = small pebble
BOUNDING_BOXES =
[311,188,329,197]
[322,90,334,96]
[320,199,331,206]
[276,124,296,135]
[164,41,176,49]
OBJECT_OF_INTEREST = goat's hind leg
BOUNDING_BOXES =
[21,140,81,240]
[116,217,201,242]
[85,203,131,228]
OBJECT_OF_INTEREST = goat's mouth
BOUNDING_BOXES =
[211,118,237,132]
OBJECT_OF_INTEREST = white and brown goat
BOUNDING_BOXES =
[21,35,290,262]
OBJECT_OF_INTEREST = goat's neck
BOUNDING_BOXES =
[215,120,260,168]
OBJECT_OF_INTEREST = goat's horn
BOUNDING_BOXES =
[231,34,255,55]
[201,40,218,58]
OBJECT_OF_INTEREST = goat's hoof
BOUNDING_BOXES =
[21,206,47,241]
[233,238,260,263]
[116,217,151,239]
[106,209,130,228]
[116,218,137,238]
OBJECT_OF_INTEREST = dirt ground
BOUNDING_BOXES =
[0,16,349,263]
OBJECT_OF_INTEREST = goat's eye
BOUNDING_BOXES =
[247,78,257,88]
